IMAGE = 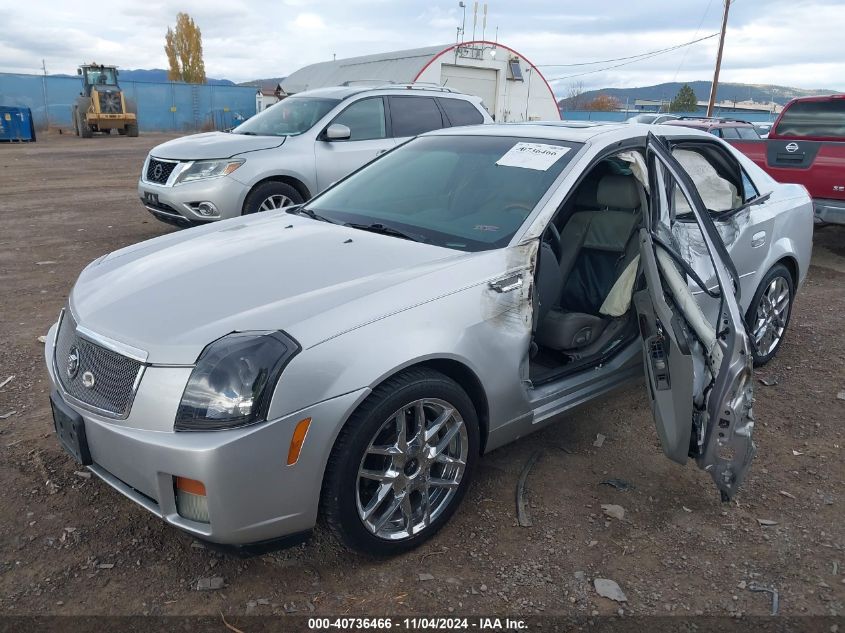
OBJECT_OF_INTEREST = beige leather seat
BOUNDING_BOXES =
[536,175,644,354]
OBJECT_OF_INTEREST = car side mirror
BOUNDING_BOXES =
[325,123,351,141]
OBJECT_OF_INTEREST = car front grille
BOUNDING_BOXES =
[53,311,144,417]
[145,158,177,185]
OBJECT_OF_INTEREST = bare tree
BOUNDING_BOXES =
[564,81,586,110]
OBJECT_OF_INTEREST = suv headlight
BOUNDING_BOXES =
[175,331,299,431]
[175,159,244,185]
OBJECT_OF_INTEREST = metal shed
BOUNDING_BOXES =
[281,41,560,123]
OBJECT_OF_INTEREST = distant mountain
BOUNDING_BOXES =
[52,68,235,85]
[558,81,839,109]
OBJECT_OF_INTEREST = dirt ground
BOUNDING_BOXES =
[0,132,843,622]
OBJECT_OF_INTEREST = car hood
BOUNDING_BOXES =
[69,213,477,364]
[150,132,285,160]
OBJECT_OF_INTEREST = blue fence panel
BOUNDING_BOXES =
[0,72,256,132]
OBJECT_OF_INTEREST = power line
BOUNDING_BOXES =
[542,32,719,81]
[673,0,716,84]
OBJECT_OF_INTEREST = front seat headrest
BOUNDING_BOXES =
[596,175,641,211]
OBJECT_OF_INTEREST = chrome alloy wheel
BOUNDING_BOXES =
[356,398,468,541]
[751,276,791,357]
[258,194,293,211]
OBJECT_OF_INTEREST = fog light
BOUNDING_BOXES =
[175,476,210,523]
[194,201,219,217]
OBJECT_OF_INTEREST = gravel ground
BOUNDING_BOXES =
[0,132,843,621]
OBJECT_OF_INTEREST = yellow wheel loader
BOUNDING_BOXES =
[72,64,138,137]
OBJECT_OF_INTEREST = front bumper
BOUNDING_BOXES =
[138,174,249,225]
[814,198,845,225]
[45,324,369,545]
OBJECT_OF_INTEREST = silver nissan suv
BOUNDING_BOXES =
[138,84,492,227]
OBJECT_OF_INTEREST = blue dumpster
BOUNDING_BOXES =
[0,106,36,142]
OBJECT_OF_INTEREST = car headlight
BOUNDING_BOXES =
[175,331,299,431]
[175,159,244,185]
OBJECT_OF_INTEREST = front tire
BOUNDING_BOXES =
[321,368,479,556]
[77,109,92,138]
[242,181,304,215]
[746,263,794,366]
[126,122,139,137]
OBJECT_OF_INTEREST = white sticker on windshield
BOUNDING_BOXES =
[496,143,571,171]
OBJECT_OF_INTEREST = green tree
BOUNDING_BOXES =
[165,13,206,84]
[669,84,698,112]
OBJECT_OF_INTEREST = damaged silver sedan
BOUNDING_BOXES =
[45,122,813,555]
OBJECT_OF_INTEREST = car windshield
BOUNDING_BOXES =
[233,97,339,137]
[304,135,583,252]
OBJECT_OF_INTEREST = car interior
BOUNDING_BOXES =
[530,153,647,383]
[528,140,750,385]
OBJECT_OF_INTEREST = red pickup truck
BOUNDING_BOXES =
[725,95,845,225]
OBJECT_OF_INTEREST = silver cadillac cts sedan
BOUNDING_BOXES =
[45,122,813,555]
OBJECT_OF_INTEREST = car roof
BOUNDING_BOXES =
[663,118,754,129]
[289,84,482,102]
[422,121,716,144]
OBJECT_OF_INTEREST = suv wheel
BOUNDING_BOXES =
[746,263,794,366]
[322,368,479,556]
[243,182,304,215]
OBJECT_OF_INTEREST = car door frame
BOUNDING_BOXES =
[638,131,756,500]
[313,95,395,191]
[661,134,775,321]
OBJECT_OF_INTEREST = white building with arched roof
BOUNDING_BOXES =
[281,41,560,123]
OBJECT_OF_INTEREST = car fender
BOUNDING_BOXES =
[267,247,539,450]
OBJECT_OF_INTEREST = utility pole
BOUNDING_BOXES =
[706,0,731,117]
[41,59,49,129]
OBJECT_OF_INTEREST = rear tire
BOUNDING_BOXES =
[321,368,479,556]
[746,263,794,366]
[126,122,139,137]
[242,181,304,215]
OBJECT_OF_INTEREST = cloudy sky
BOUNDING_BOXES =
[2,0,843,93]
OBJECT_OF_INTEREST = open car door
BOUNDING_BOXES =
[633,132,756,501]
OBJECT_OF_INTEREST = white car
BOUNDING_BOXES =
[627,113,679,125]
[138,84,491,227]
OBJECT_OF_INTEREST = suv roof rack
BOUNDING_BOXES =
[339,80,459,94]
[340,79,394,86]
[676,115,753,125]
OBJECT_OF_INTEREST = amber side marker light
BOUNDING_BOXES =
[287,418,312,466]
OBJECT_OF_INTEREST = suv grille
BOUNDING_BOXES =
[146,158,177,185]
[54,311,143,417]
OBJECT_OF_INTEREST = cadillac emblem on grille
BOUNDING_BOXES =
[152,163,164,180]
[66,347,80,379]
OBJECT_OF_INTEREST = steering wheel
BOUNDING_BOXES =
[542,222,562,262]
